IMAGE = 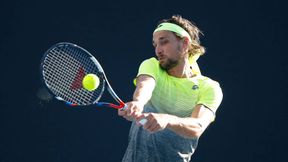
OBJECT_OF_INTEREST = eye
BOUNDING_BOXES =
[152,37,169,48]
[159,39,169,46]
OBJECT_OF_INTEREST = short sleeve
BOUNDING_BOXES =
[134,58,159,85]
[197,79,223,113]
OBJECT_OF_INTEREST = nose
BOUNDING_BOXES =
[155,45,163,56]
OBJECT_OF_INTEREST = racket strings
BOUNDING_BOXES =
[44,49,82,102]
[42,44,104,105]
[46,48,97,103]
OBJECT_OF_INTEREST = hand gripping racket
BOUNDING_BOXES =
[40,42,147,125]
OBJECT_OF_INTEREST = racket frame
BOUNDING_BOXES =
[40,42,125,109]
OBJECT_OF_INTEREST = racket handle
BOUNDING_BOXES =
[120,104,128,111]
[121,104,147,125]
[139,118,147,125]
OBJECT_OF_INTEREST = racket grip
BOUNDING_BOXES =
[139,118,147,125]
[121,104,147,125]
[120,104,128,111]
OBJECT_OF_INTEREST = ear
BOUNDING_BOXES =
[178,37,189,54]
[182,37,190,50]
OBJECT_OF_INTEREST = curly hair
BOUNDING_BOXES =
[158,15,205,57]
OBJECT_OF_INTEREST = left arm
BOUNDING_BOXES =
[167,104,214,138]
[138,104,214,138]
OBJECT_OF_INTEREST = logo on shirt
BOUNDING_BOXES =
[192,85,199,90]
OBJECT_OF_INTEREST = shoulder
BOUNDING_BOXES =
[198,75,221,87]
[140,57,159,66]
[196,75,223,111]
[138,57,161,74]
[136,57,162,81]
[197,75,223,99]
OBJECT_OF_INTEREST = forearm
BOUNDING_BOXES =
[166,115,205,138]
[133,75,155,106]
[118,75,155,120]
[133,83,153,104]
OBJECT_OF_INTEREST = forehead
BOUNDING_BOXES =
[153,30,176,42]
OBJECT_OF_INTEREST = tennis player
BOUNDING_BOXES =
[118,15,223,162]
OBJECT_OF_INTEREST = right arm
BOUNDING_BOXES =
[118,74,156,121]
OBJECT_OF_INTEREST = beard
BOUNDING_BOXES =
[159,57,179,70]
[158,45,183,70]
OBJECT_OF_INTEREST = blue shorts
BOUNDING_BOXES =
[122,103,199,162]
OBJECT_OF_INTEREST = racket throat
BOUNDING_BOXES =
[109,102,125,109]
[97,101,125,109]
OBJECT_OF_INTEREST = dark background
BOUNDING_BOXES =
[1,0,287,162]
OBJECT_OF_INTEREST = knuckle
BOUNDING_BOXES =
[148,113,154,118]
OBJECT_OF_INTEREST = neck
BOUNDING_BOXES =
[167,59,193,78]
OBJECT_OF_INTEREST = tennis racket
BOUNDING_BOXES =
[40,42,147,124]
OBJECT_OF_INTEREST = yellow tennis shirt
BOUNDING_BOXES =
[135,57,223,118]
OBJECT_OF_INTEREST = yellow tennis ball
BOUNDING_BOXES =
[82,74,100,91]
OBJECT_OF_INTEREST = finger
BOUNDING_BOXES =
[118,109,126,116]
[148,123,160,133]
[126,107,133,116]
[145,119,157,131]
[134,114,146,125]
[124,116,131,121]
[143,114,154,129]
[132,111,143,119]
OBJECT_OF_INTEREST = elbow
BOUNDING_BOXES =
[186,127,204,139]
[191,130,203,138]
[168,117,206,139]
[188,121,208,138]
[189,132,202,139]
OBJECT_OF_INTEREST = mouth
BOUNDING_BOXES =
[157,56,165,62]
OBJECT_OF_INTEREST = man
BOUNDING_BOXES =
[118,15,223,162]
